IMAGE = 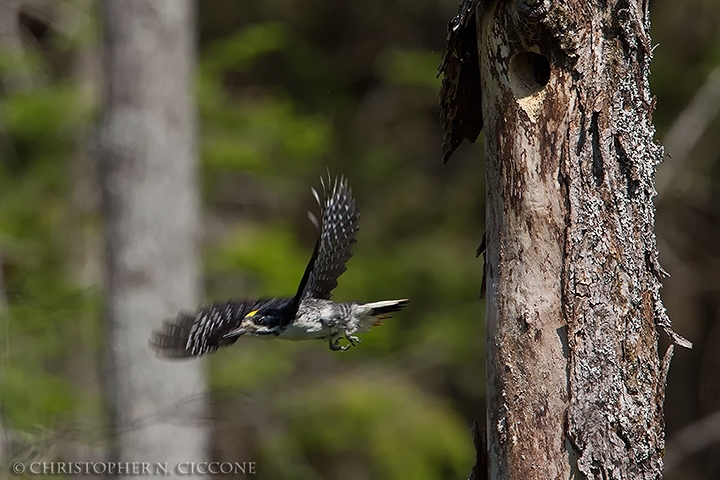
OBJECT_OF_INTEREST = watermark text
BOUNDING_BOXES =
[11,461,256,476]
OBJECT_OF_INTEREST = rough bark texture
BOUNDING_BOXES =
[100,0,208,471]
[441,0,691,479]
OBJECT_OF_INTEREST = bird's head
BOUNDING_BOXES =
[224,300,293,339]
[242,306,283,327]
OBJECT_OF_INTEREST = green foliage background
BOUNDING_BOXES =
[0,0,719,479]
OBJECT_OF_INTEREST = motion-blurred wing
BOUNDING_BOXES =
[150,300,266,358]
[299,175,360,300]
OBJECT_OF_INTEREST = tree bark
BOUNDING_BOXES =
[481,1,692,478]
[100,0,208,471]
[479,3,569,477]
[442,1,691,478]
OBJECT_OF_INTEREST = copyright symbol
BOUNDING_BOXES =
[12,462,25,474]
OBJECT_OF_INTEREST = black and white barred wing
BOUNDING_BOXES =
[150,300,264,358]
[300,175,360,300]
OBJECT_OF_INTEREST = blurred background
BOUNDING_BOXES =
[0,0,717,479]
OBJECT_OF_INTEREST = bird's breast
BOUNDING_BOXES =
[277,314,331,340]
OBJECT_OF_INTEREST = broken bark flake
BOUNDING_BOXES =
[468,419,489,480]
[439,0,484,164]
[476,232,488,299]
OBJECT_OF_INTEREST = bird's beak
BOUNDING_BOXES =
[223,326,247,339]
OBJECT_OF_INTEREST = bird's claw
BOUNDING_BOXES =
[329,337,351,351]
[345,334,361,346]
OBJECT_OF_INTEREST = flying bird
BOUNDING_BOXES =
[150,175,408,357]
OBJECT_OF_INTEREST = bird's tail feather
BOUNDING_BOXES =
[352,299,409,333]
[362,299,409,317]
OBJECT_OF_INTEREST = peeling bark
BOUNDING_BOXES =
[439,0,484,164]
[441,0,691,478]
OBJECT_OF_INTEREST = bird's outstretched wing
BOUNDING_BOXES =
[297,175,360,300]
[150,175,360,358]
[150,299,270,358]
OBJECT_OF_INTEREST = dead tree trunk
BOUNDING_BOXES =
[100,0,208,470]
[441,1,691,478]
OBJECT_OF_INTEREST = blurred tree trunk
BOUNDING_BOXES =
[100,0,208,471]
[0,249,7,464]
[442,1,690,479]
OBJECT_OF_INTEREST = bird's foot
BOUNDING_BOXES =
[345,334,361,346]
[329,337,350,351]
